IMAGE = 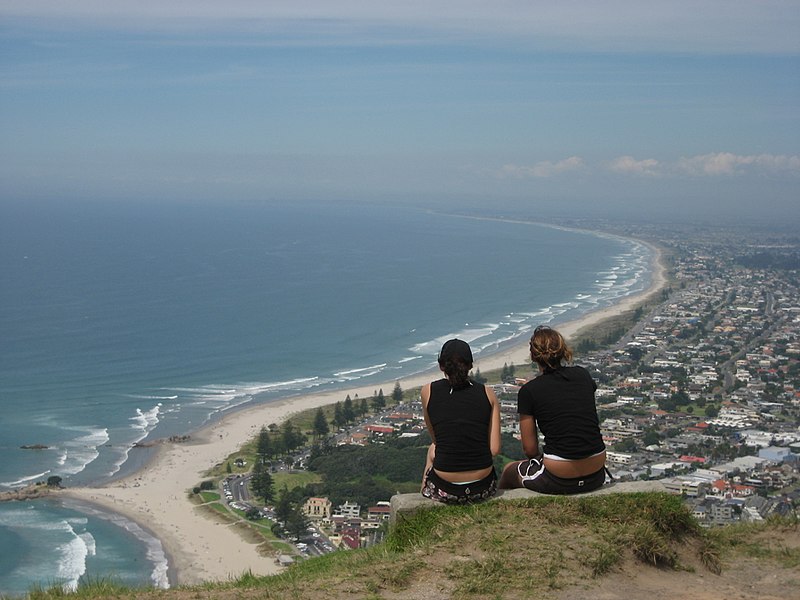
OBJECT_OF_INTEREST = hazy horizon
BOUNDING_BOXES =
[1,1,798,223]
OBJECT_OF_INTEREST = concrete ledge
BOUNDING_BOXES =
[389,480,667,526]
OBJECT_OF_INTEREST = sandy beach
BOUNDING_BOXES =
[64,240,666,587]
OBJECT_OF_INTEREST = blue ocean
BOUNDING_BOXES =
[0,199,652,595]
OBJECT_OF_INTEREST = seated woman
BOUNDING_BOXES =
[499,326,608,494]
[421,339,501,504]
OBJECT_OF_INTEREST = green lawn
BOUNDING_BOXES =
[199,491,220,503]
[272,470,322,491]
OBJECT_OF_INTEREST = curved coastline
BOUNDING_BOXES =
[63,233,667,587]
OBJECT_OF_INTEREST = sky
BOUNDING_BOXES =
[1,1,799,222]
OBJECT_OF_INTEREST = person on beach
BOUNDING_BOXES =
[421,339,502,503]
[498,326,608,494]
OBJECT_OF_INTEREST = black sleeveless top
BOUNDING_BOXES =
[427,378,493,472]
[517,366,605,459]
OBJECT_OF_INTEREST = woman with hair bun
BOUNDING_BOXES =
[499,326,608,494]
[421,339,501,503]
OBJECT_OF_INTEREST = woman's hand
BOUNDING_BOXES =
[421,442,436,491]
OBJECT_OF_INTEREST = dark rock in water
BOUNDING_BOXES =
[132,441,157,448]
[20,444,49,450]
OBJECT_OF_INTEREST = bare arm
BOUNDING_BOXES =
[421,383,435,444]
[486,386,502,456]
[519,414,539,458]
[421,383,436,488]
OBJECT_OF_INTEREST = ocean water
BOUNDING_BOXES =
[0,199,652,595]
[0,498,165,596]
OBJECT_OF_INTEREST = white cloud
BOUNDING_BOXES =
[499,156,585,179]
[601,152,800,177]
[609,156,661,176]
[502,152,800,180]
[676,153,800,176]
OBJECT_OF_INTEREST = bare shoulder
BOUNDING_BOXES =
[484,384,499,402]
[421,383,432,404]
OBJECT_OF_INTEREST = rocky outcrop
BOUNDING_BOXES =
[132,435,190,449]
[0,484,57,502]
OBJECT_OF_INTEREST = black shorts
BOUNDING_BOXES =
[517,457,607,495]
[422,468,498,504]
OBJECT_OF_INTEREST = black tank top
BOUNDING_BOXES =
[427,378,493,472]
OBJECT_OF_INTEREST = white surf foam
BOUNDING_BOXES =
[0,470,51,488]
[55,521,89,592]
[53,427,109,478]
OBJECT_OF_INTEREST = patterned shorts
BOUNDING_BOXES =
[421,468,498,504]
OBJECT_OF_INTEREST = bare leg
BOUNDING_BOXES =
[499,460,524,489]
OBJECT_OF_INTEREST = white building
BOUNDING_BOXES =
[335,501,361,519]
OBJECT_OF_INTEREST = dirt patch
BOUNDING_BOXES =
[555,556,798,600]
[555,527,800,600]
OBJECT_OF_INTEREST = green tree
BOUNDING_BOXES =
[472,368,487,384]
[250,461,275,504]
[275,487,294,523]
[705,404,720,418]
[257,425,272,462]
[333,401,346,429]
[372,389,386,412]
[271,433,286,458]
[392,381,403,404]
[670,390,690,406]
[613,438,637,453]
[627,346,645,363]
[360,397,369,417]
[343,394,356,424]
[499,432,526,461]
[285,504,309,539]
[46,475,62,488]
[352,395,365,418]
[313,407,330,439]
[308,441,330,466]
[281,421,304,455]
[642,430,661,446]
[657,396,678,412]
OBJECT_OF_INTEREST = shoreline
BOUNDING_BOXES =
[63,237,667,587]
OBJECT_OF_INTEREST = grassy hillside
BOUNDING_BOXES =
[19,493,798,600]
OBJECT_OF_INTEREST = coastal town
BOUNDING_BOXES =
[217,223,799,560]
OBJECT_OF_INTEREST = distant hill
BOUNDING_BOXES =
[22,492,798,600]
